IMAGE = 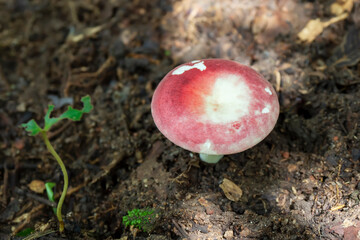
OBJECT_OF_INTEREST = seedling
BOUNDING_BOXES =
[22,95,93,232]
[123,208,159,232]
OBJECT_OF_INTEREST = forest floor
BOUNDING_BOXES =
[1,0,360,239]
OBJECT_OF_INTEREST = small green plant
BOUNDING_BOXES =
[164,49,171,57]
[16,227,34,237]
[123,208,159,232]
[22,95,93,232]
[45,182,57,214]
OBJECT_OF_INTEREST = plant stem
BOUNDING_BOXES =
[41,131,68,233]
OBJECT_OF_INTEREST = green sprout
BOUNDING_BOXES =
[16,227,34,237]
[45,182,57,214]
[22,95,93,233]
[123,208,159,232]
[164,49,171,56]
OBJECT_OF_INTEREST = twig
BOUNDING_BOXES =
[47,121,72,140]
[336,112,348,135]
[14,187,56,208]
[12,204,46,234]
[90,152,125,185]
[64,56,116,95]
[172,219,190,239]
[3,159,20,204]
[23,229,56,240]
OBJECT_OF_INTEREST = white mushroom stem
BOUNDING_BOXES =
[199,153,224,164]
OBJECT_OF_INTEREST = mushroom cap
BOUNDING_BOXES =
[151,59,279,155]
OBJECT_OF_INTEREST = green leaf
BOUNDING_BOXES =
[43,105,59,131]
[164,49,171,56]
[58,95,93,121]
[16,227,34,237]
[80,95,93,113]
[45,182,57,214]
[21,119,42,136]
[22,95,93,134]
[44,95,93,131]
[45,182,56,203]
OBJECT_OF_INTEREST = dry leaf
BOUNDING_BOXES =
[330,0,353,16]
[297,18,324,43]
[298,13,349,43]
[27,180,45,194]
[330,204,345,211]
[66,24,106,43]
[219,178,242,202]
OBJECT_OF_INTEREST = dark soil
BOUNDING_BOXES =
[1,0,360,239]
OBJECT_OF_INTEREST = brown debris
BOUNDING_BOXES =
[27,180,45,194]
[219,178,243,202]
[90,151,125,185]
[64,56,116,96]
[297,13,349,43]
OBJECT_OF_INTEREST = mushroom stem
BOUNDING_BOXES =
[199,153,224,164]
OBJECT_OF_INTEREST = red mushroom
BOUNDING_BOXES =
[151,59,279,163]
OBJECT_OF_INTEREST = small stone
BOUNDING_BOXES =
[282,151,290,159]
[240,227,251,237]
[287,164,298,173]
[224,230,233,239]
[16,102,26,112]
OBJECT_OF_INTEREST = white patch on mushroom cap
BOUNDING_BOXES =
[172,61,206,75]
[203,74,250,124]
[262,107,270,114]
[265,87,272,95]
[199,139,216,154]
